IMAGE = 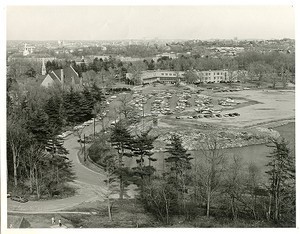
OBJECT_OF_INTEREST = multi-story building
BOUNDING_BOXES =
[196,70,229,83]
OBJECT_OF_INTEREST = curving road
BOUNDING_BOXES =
[8,122,108,213]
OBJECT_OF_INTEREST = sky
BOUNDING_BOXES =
[6,5,295,41]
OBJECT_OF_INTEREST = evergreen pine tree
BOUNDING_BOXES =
[265,138,295,223]
[165,134,193,216]
[44,96,64,136]
[90,82,105,103]
[79,87,95,121]
[63,87,82,124]
[26,107,51,145]
[110,121,133,199]
[165,134,192,181]
[131,128,157,192]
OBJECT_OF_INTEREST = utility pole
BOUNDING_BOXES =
[92,109,97,141]
[83,134,86,161]
[142,100,145,131]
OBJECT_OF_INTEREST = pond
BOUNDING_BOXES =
[125,122,295,179]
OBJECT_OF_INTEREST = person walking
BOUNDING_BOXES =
[58,219,62,227]
[51,217,55,225]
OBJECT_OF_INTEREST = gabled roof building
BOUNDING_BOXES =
[40,66,81,88]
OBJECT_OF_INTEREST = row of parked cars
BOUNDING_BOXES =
[179,111,240,120]
[212,86,250,93]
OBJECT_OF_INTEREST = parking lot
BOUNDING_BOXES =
[64,83,295,139]
[131,84,295,129]
[108,84,255,126]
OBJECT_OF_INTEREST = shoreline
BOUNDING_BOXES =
[152,119,295,153]
[245,118,295,129]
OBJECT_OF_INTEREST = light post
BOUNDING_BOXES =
[83,134,86,161]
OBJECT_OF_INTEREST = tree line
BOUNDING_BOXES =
[9,49,294,90]
[7,82,105,199]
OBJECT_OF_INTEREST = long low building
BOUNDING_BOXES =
[143,70,186,84]
[126,70,185,84]
[126,69,247,84]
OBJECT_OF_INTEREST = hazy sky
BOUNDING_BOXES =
[6,6,295,40]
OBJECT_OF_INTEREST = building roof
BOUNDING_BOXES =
[50,66,80,85]
[40,65,81,88]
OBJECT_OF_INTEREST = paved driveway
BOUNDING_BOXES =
[8,123,108,213]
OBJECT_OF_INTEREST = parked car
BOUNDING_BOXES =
[10,196,28,203]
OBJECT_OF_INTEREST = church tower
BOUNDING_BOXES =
[42,58,46,75]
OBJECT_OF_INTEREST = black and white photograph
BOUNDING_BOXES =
[1,1,297,232]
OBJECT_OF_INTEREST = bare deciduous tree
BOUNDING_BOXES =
[197,136,227,217]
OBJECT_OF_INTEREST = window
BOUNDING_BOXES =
[217,72,219,75]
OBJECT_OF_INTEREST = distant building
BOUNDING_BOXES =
[196,70,229,83]
[116,56,142,62]
[196,69,248,83]
[40,66,81,88]
[23,43,35,56]
[127,69,246,85]
[127,70,185,84]
[101,45,107,51]
[152,52,177,62]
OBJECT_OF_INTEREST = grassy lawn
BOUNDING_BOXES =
[8,213,74,228]
[9,199,278,228]
[63,199,157,228]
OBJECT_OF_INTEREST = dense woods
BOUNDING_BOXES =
[7,81,105,199]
